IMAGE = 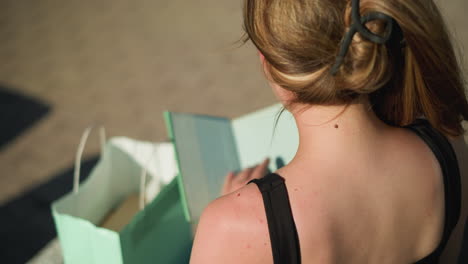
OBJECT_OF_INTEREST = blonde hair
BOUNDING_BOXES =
[243,0,468,137]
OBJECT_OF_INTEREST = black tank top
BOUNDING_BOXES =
[248,119,461,264]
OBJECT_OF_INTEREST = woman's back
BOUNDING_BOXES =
[276,125,446,263]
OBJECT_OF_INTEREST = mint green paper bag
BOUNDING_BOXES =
[51,127,193,264]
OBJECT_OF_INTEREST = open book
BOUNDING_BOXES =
[164,104,299,224]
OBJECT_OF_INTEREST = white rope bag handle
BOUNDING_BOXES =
[74,125,156,211]
[138,143,159,210]
[73,125,106,194]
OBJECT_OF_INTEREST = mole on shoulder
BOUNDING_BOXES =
[334,124,339,129]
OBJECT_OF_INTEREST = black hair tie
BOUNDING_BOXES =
[330,0,404,75]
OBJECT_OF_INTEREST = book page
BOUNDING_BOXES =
[165,112,240,222]
[232,104,299,172]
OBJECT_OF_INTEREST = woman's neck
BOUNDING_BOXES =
[284,99,392,169]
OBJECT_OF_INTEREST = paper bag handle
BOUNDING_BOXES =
[74,125,156,211]
[138,145,159,210]
[139,166,147,210]
[74,125,106,194]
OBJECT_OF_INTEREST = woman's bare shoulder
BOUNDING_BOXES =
[189,183,273,264]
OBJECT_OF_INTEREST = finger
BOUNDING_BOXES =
[221,171,235,195]
[236,167,255,182]
[251,158,270,179]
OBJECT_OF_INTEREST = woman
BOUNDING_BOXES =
[190,0,468,263]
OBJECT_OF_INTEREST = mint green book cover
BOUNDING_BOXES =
[164,104,299,224]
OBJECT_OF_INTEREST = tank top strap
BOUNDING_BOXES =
[248,173,301,264]
[405,119,462,263]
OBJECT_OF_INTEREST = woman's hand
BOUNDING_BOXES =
[220,158,270,196]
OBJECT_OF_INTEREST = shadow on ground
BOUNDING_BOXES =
[0,156,98,264]
[0,85,51,150]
